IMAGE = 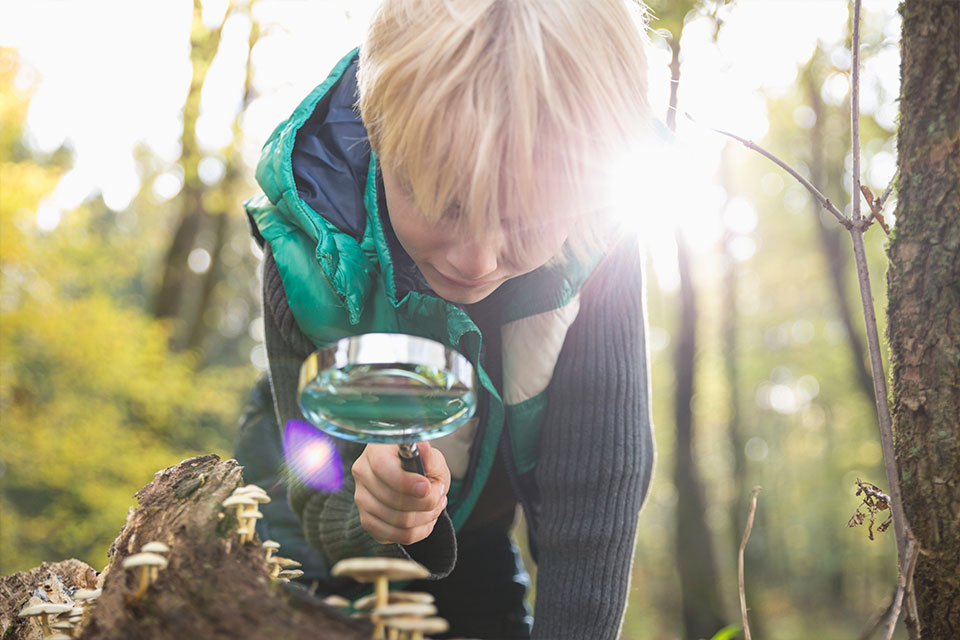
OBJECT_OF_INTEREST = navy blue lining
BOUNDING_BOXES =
[291,57,370,241]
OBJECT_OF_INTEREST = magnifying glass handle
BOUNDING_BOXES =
[398,442,426,475]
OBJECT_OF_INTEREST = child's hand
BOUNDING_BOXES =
[352,441,450,545]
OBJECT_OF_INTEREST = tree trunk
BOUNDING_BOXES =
[888,1,960,636]
[0,456,369,640]
[674,234,727,639]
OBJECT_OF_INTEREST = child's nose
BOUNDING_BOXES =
[446,237,500,281]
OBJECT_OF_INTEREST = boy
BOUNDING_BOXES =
[240,1,655,637]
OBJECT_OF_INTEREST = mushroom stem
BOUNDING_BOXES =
[374,576,389,609]
[131,567,151,601]
[38,613,52,636]
[373,577,390,640]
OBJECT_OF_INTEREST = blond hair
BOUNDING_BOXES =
[358,0,651,260]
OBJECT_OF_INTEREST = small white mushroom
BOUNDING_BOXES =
[261,540,281,561]
[121,552,169,600]
[322,594,351,609]
[277,569,304,580]
[18,603,72,636]
[73,588,102,602]
[353,591,435,611]
[221,494,259,543]
[331,557,429,639]
[372,601,437,621]
[140,541,170,554]
[386,616,449,640]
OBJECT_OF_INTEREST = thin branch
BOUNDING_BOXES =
[882,537,920,640]
[852,0,863,224]
[847,0,910,567]
[876,172,898,210]
[864,171,899,228]
[697,118,850,227]
[739,486,762,640]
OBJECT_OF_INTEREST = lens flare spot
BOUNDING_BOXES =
[283,419,343,492]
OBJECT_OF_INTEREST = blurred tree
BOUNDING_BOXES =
[153,0,260,357]
[0,48,254,574]
[649,0,729,636]
[888,0,959,636]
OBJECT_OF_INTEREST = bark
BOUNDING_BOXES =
[673,234,727,639]
[0,456,369,640]
[0,559,99,639]
[888,1,960,637]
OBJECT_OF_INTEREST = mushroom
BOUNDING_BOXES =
[140,541,170,554]
[261,540,281,562]
[72,588,101,602]
[18,603,73,636]
[353,591,435,611]
[331,558,429,639]
[222,492,268,544]
[372,601,437,622]
[386,616,449,640]
[322,594,351,609]
[234,484,271,498]
[277,569,304,580]
[121,552,168,601]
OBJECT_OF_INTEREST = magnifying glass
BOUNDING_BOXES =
[297,333,477,475]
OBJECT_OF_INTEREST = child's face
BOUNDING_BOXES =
[382,166,568,304]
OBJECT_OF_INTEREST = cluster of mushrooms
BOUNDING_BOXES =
[221,484,271,545]
[121,540,171,602]
[17,587,100,639]
[21,482,447,640]
[324,557,449,640]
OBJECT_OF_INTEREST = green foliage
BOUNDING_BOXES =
[710,624,743,640]
[0,49,255,573]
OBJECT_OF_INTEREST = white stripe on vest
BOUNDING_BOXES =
[502,295,582,405]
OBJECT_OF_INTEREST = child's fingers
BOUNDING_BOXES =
[358,503,444,546]
[352,445,438,512]
[355,481,447,535]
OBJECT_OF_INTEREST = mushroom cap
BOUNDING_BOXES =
[331,557,429,582]
[372,602,438,619]
[121,552,169,569]
[261,540,281,549]
[322,594,351,608]
[277,569,305,579]
[51,621,75,630]
[353,591,435,610]
[222,495,257,508]
[233,486,271,502]
[19,603,74,617]
[275,557,302,569]
[386,616,449,634]
[243,511,264,520]
[72,588,102,600]
[140,541,170,554]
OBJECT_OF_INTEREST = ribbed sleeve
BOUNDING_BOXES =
[531,240,655,640]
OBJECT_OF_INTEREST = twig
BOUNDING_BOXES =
[863,172,899,228]
[882,536,920,640]
[699,119,850,227]
[739,486,762,640]
[847,0,910,566]
[852,0,863,226]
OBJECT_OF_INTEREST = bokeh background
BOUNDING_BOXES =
[1,1,903,638]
